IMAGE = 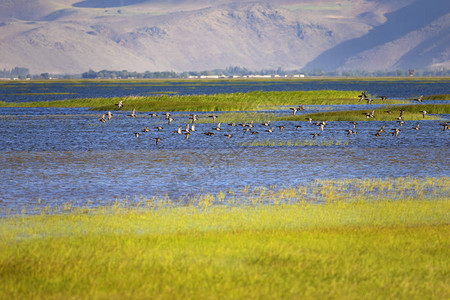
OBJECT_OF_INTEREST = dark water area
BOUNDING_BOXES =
[0,80,449,214]
[1,79,449,102]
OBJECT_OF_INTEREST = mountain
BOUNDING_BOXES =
[0,0,448,74]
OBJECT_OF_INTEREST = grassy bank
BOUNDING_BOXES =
[0,90,397,112]
[284,103,450,121]
[1,177,449,299]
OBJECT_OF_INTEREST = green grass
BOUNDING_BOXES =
[284,104,450,121]
[0,90,398,112]
[1,177,449,299]
[424,94,450,100]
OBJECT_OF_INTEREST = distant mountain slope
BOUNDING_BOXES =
[0,0,448,74]
[304,0,450,71]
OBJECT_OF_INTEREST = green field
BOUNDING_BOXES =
[1,177,449,299]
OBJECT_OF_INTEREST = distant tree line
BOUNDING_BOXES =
[3,66,448,80]
[80,67,450,79]
[0,67,30,79]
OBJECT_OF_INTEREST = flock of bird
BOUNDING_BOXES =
[98,91,448,145]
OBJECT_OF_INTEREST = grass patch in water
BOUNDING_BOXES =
[423,94,450,100]
[0,90,390,112]
[284,104,450,121]
[0,177,448,299]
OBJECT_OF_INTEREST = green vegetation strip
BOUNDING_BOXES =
[1,177,448,299]
[424,94,450,100]
[0,90,398,112]
[284,103,450,121]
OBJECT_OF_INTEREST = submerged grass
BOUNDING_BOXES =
[284,104,450,121]
[0,90,392,112]
[0,177,449,299]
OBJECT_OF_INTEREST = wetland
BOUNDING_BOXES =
[0,78,449,299]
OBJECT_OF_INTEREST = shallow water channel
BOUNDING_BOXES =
[0,80,449,213]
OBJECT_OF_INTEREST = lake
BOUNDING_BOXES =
[0,79,449,214]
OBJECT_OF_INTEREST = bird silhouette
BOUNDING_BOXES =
[419,110,427,118]
[128,108,137,118]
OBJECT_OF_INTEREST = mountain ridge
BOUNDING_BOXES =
[0,0,448,74]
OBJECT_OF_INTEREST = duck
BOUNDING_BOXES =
[350,121,357,129]
[167,117,174,124]
[306,118,313,123]
[419,110,427,118]
[99,114,106,123]
[149,113,158,117]
[391,128,400,137]
[134,132,140,139]
[142,126,150,132]
[346,129,357,136]
[362,110,375,119]
[107,111,113,120]
[203,132,215,136]
[414,95,423,102]
[278,125,285,132]
[154,137,161,145]
[213,123,221,131]
[358,90,368,102]
[266,127,274,133]
[164,112,171,120]
[115,100,123,109]
[290,107,298,116]
[155,126,163,131]
[413,123,420,130]
[208,114,218,121]
[379,96,387,101]
[128,108,137,118]
[397,120,405,127]
[295,125,302,130]
[311,133,320,138]
[224,134,232,138]
[191,123,196,131]
[189,114,198,122]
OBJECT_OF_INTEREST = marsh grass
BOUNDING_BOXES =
[285,104,450,121]
[0,90,376,112]
[0,177,449,299]
[423,94,450,100]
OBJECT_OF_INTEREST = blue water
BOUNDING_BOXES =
[1,79,449,102]
[0,80,449,214]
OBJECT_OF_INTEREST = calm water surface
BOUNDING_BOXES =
[0,80,449,213]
